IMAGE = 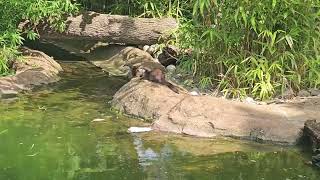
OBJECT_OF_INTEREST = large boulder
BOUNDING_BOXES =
[0,48,62,98]
[112,79,320,144]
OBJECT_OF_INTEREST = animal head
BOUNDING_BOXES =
[150,68,165,83]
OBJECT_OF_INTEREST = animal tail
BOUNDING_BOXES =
[165,82,180,94]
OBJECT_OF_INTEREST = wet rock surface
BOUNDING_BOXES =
[312,154,320,167]
[0,48,62,98]
[304,120,320,148]
[112,79,320,144]
[304,120,320,167]
[42,40,157,76]
[0,90,18,99]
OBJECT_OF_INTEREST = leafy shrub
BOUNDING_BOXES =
[78,0,320,100]
[0,0,78,76]
[76,0,191,18]
[177,0,320,100]
[3,0,318,100]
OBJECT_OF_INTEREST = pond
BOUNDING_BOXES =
[0,61,319,180]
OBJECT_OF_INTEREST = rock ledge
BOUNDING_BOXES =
[0,48,62,98]
[112,79,320,144]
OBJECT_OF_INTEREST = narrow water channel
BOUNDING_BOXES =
[0,60,319,179]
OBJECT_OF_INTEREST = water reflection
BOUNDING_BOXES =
[133,135,159,166]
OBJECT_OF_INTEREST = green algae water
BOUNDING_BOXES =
[0,62,319,180]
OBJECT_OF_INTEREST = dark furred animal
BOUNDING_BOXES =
[146,68,180,94]
[132,62,180,94]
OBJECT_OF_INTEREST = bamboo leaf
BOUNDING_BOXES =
[272,0,277,9]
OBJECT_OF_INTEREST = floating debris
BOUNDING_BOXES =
[91,118,105,122]
[128,127,153,133]
[26,153,39,157]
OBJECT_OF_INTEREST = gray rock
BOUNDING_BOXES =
[312,154,320,167]
[298,90,311,97]
[189,88,200,96]
[175,73,183,79]
[0,48,62,98]
[146,44,159,55]
[244,97,256,104]
[89,46,156,76]
[309,89,320,96]
[189,91,199,96]
[112,79,319,144]
[143,45,150,52]
[137,45,144,50]
[166,65,176,73]
[281,88,295,99]
[304,120,320,150]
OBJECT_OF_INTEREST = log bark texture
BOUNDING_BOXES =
[21,11,178,45]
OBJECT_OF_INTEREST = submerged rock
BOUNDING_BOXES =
[304,120,320,166]
[0,89,18,99]
[303,119,320,168]
[312,154,320,167]
[304,120,320,149]
[112,79,320,144]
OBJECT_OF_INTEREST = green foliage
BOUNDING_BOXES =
[177,0,320,100]
[75,0,320,100]
[77,0,191,19]
[2,0,319,100]
[0,0,78,76]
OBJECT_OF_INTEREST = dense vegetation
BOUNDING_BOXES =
[182,0,320,100]
[78,0,320,100]
[1,0,319,100]
[0,0,78,76]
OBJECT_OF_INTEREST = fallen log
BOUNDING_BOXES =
[20,11,178,45]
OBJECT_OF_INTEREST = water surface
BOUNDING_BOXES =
[0,62,319,180]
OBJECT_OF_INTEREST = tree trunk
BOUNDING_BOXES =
[21,11,178,45]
